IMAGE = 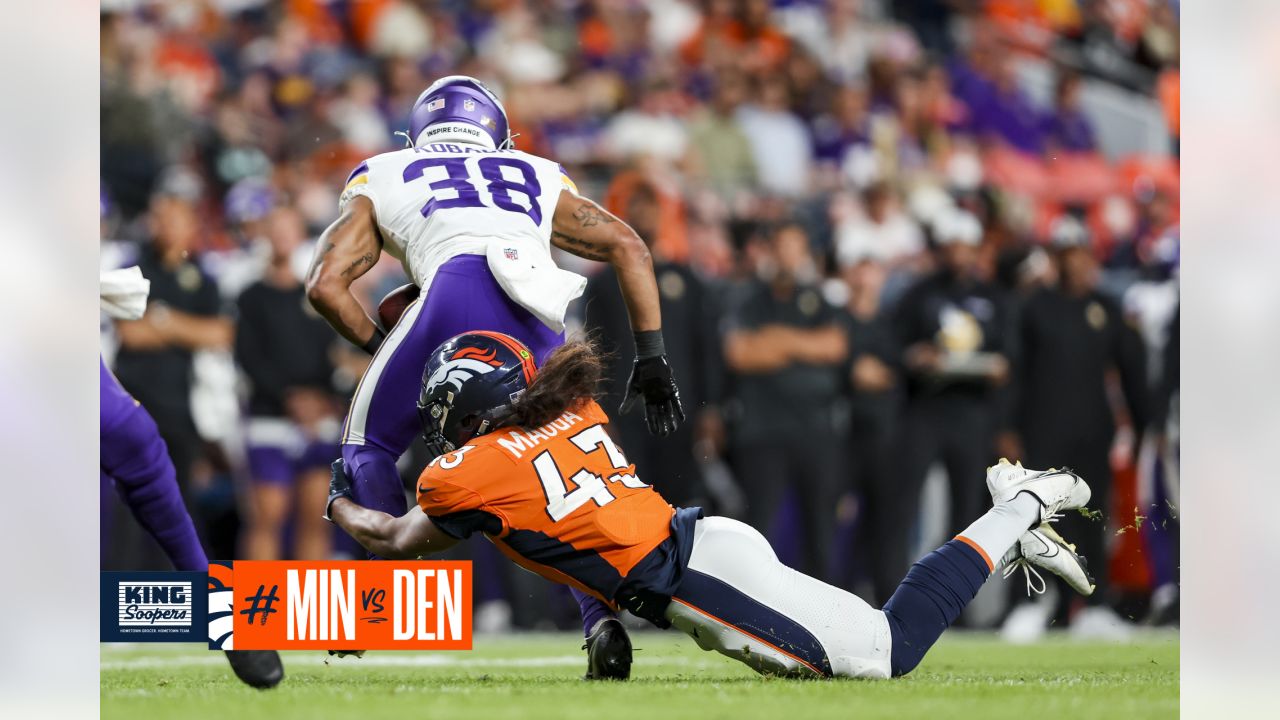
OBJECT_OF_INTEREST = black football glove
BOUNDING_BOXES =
[620,354,686,437]
[323,459,353,522]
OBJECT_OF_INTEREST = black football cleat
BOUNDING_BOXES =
[582,617,632,680]
[225,649,285,689]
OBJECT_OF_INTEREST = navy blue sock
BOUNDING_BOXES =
[881,539,992,676]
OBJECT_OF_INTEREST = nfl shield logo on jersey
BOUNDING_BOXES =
[504,247,519,261]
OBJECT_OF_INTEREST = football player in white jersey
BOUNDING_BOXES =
[304,75,684,679]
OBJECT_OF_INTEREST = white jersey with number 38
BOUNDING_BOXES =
[338,142,576,288]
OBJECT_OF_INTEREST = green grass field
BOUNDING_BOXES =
[102,630,1178,720]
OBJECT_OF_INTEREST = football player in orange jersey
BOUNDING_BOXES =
[326,332,1097,678]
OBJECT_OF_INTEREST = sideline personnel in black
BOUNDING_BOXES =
[1005,218,1147,614]
[235,205,343,561]
[723,222,848,583]
[113,188,234,560]
[837,253,905,605]
[583,180,723,507]
[893,210,1012,558]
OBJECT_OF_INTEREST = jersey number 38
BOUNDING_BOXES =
[402,156,543,226]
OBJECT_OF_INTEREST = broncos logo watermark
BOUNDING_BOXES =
[208,561,235,650]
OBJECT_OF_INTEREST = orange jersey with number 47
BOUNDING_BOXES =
[416,400,675,605]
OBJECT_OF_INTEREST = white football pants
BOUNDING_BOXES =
[663,516,893,679]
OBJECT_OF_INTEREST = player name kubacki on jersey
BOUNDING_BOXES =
[212,561,473,651]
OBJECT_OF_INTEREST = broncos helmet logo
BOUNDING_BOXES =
[451,346,501,364]
[425,357,502,395]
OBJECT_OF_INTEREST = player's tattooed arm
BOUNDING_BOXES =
[551,191,662,333]
[571,202,617,228]
[551,199,618,259]
[550,230,610,261]
[305,211,354,282]
[306,196,385,350]
[340,252,376,278]
[328,498,458,559]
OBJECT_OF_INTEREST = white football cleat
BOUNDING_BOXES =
[1002,524,1096,597]
[986,459,1091,524]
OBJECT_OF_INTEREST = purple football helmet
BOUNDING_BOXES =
[408,75,512,150]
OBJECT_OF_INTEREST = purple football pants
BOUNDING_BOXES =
[340,254,612,634]
[100,358,208,572]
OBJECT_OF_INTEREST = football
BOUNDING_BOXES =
[377,283,420,330]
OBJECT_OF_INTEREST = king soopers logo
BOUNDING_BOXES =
[118,581,193,627]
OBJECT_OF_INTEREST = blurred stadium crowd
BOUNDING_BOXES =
[100,0,1179,640]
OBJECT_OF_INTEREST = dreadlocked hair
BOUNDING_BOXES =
[508,339,604,429]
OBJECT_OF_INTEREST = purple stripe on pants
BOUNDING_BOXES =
[100,357,208,572]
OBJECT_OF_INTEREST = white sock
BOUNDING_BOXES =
[954,494,1041,571]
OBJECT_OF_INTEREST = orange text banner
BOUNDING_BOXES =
[226,561,472,651]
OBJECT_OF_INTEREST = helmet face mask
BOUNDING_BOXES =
[417,332,537,460]
[417,396,458,459]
